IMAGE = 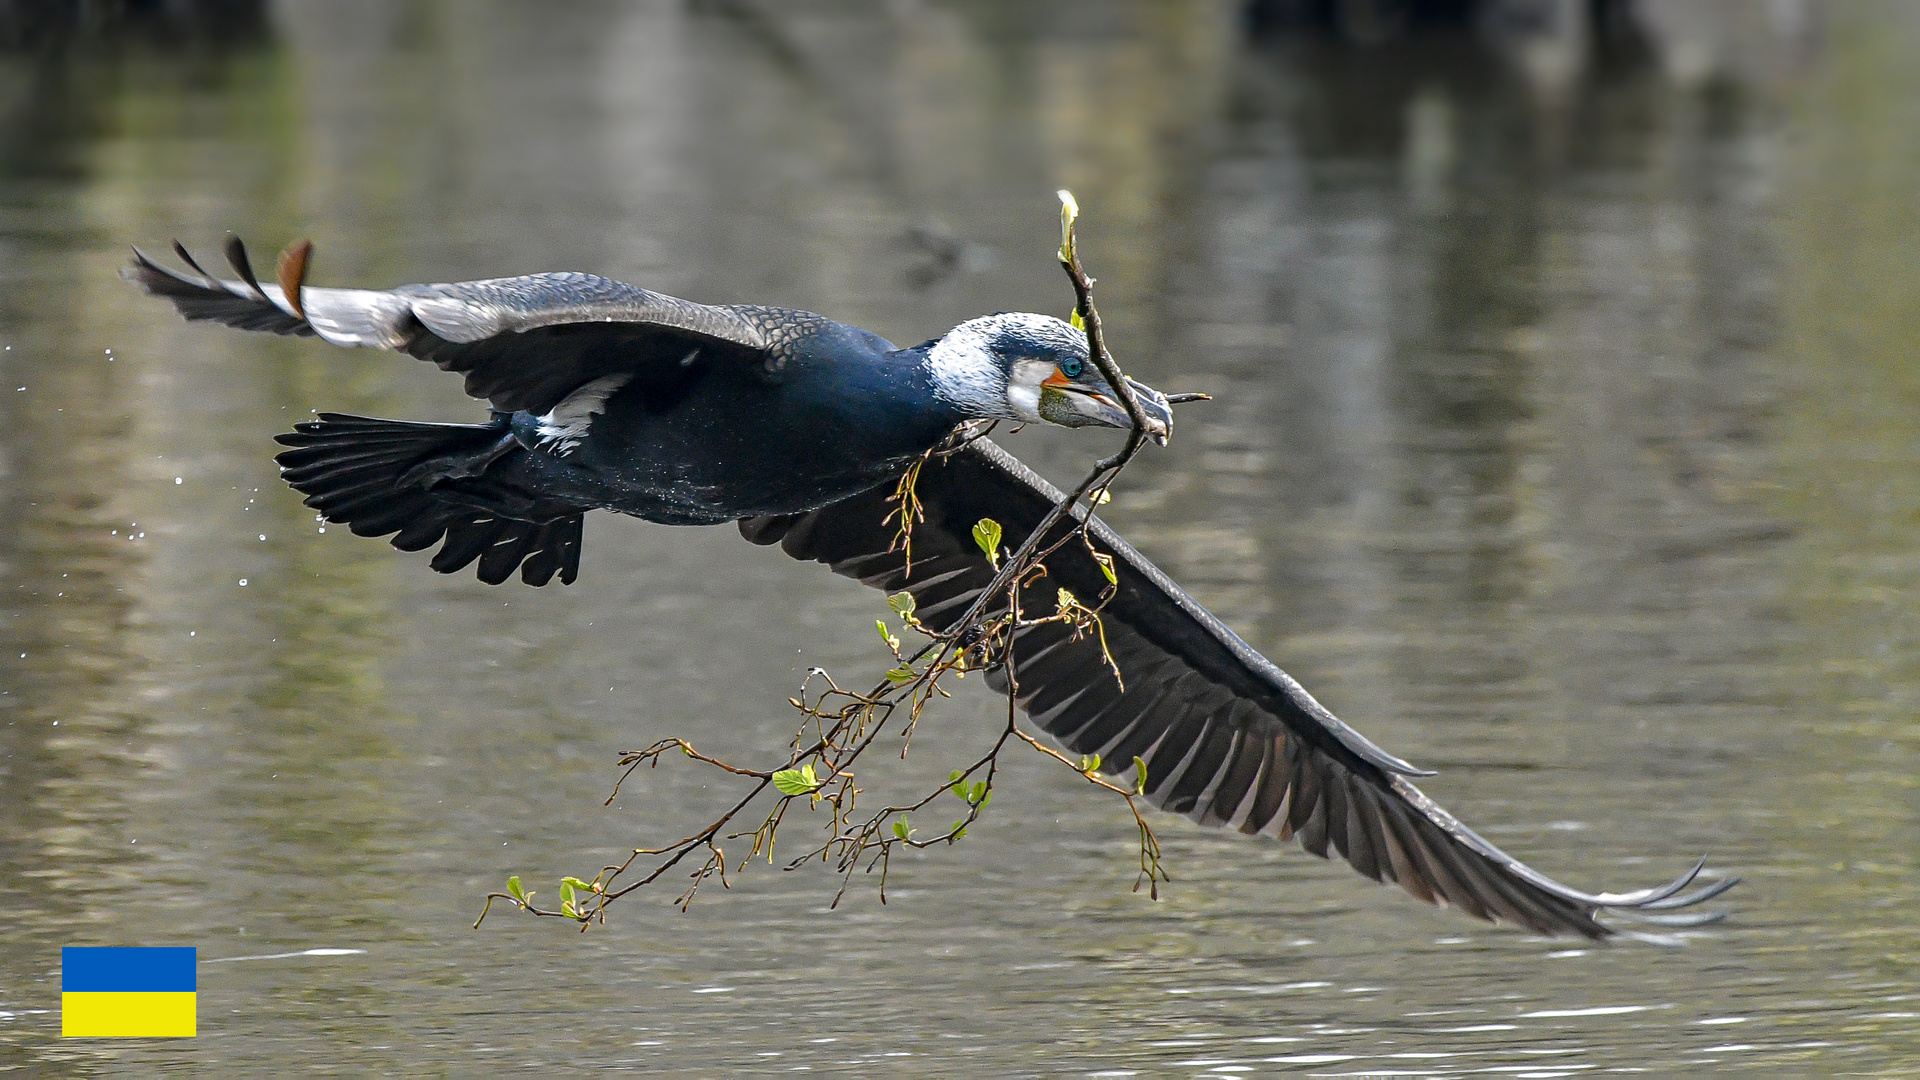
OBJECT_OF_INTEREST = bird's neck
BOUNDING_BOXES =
[886,343,974,432]
[785,341,970,465]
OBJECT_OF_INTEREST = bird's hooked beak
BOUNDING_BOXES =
[1041,368,1175,445]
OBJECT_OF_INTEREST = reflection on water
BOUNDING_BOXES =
[1,0,1915,1072]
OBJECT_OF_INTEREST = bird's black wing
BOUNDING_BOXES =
[742,438,1734,938]
[126,241,832,415]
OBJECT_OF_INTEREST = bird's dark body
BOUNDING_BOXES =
[125,239,1735,939]
[502,321,960,525]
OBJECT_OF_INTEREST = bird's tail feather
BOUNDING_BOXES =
[274,413,583,586]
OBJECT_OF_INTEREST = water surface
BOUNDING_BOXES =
[1,1,1915,1073]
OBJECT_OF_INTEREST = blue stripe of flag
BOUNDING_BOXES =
[62,948,196,993]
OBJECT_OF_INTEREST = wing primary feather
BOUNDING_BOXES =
[1637,875,1740,910]
[1372,799,1432,901]
[1322,761,1355,861]
[1202,724,1266,826]
[1349,780,1398,883]
[1161,717,1238,814]
[171,239,214,280]
[224,234,270,302]
[1237,735,1288,835]
[1402,819,1488,920]
[1480,846,1605,937]
[1336,773,1381,880]
[1050,660,1177,748]
[1105,682,1199,767]
[1285,735,1323,840]
[278,239,313,320]
[1140,708,1212,801]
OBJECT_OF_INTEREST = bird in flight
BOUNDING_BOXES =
[128,238,1733,938]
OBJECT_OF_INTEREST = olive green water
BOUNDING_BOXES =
[1,1,1915,1074]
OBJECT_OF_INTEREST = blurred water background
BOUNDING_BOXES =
[1,0,1916,1073]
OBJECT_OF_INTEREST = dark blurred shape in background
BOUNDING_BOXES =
[0,0,266,52]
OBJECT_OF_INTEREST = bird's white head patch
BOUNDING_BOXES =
[926,312,1087,422]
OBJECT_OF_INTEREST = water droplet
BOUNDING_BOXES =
[189,631,196,637]
[174,477,183,485]
[238,579,249,587]
[318,526,326,534]
[259,534,267,541]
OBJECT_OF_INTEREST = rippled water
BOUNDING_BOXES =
[2,1,1915,1073]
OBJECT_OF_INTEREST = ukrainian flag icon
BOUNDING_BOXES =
[61,947,196,1037]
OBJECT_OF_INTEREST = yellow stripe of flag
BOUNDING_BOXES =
[61,992,196,1038]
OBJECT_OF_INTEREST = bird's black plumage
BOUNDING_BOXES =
[127,240,1734,938]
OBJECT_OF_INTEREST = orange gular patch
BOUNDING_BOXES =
[1041,369,1075,389]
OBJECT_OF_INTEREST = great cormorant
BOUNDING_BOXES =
[127,241,1733,939]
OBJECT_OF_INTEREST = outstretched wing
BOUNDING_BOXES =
[126,239,832,415]
[742,438,1734,938]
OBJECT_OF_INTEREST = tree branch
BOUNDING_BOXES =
[475,191,1181,930]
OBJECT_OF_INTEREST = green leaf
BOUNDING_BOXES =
[949,769,965,784]
[562,876,595,893]
[1091,488,1112,505]
[1133,756,1149,796]
[972,518,1003,567]
[888,592,916,618]
[951,820,968,840]
[1094,552,1117,585]
[1079,753,1101,774]
[506,875,526,904]
[876,619,900,652]
[1069,308,1086,331]
[886,665,917,683]
[892,820,911,841]
[561,879,577,910]
[1057,587,1077,613]
[773,765,822,796]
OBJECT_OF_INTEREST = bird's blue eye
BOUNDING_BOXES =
[1059,358,1084,379]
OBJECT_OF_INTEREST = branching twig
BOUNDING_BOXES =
[476,192,1183,931]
